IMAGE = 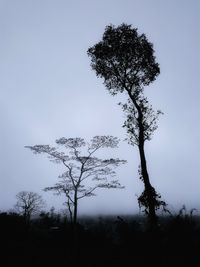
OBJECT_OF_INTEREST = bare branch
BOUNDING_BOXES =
[26,135,126,224]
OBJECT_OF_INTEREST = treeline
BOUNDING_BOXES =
[1,210,200,267]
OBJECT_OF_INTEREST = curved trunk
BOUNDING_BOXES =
[138,142,157,228]
[128,91,158,229]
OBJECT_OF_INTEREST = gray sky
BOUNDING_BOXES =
[0,0,199,215]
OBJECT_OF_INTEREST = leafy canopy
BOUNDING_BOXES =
[88,23,160,96]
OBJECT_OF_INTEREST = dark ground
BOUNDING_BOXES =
[1,212,200,267]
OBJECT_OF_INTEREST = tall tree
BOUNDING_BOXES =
[15,191,45,224]
[26,136,126,224]
[88,24,165,228]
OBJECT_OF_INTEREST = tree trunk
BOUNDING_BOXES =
[67,198,73,224]
[138,142,158,229]
[72,191,79,265]
[73,193,78,225]
[128,92,158,229]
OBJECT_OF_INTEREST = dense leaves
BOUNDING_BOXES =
[88,23,160,95]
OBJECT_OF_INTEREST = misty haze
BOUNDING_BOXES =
[1,0,199,266]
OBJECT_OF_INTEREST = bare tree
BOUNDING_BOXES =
[88,24,166,228]
[26,136,126,224]
[15,191,45,224]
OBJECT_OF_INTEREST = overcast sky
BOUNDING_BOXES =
[0,0,199,215]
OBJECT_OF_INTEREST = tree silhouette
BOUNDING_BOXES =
[15,191,45,224]
[26,136,126,224]
[88,23,165,228]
